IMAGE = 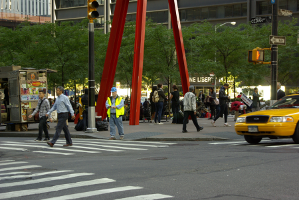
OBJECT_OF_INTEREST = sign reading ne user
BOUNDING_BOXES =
[189,77,214,83]
[241,94,253,107]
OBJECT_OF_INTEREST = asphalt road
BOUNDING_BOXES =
[1,137,299,200]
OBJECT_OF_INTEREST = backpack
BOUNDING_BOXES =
[152,91,159,103]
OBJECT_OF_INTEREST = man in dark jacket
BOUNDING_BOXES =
[277,82,285,100]
[211,83,231,127]
[154,83,167,124]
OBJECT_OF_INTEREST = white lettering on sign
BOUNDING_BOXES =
[241,94,253,107]
[189,77,214,83]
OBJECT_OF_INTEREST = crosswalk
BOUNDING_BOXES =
[0,139,176,156]
[209,139,299,149]
[0,160,173,199]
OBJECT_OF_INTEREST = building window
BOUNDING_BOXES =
[55,0,88,9]
[209,7,217,19]
[224,5,233,18]
[186,9,194,21]
[179,10,186,21]
[256,1,271,15]
[288,0,297,11]
[279,0,288,9]
[200,7,208,20]
[241,3,247,16]
[233,4,241,17]
[193,8,200,20]
[147,11,167,23]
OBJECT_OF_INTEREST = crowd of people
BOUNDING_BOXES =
[28,81,288,143]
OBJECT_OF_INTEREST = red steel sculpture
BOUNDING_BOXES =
[95,0,190,125]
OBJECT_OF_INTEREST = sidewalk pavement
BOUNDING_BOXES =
[0,117,238,141]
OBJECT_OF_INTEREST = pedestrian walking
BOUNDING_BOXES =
[211,83,231,127]
[106,87,125,140]
[169,85,180,124]
[28,89,51,142]
[182,86,204,133]
[277,82,285,100]
[207,87,216,120]
[81,89,89,131]
[46,86,75,147]
[252,88,260,112]
[154,83,166,124]
[149,86,157,123]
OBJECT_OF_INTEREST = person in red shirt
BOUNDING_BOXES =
[231,101,244,121]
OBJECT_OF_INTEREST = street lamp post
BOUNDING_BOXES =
[214,22,236,92]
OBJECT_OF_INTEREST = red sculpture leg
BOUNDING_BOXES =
[168,0,190,94]
[129,0,147,125]
[95,0,130,119]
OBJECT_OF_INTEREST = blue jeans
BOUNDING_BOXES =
[109,114,124,137]
[154,101,164,123]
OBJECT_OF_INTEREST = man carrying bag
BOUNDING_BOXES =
[29,90,51,142]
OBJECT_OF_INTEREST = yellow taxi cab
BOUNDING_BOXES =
[235,94,299,144]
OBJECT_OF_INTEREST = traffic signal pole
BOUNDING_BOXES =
[86,21,97,133]
[86,0,99,133]
[271,0,278,102]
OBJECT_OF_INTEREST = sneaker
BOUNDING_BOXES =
[158,122,164,125]
[224,123,231,127]
[182,130,188,133]
[120,136,124,140]
[43,138,50,142]
[109,137,116,140]
[211,121,216,127]
[34,138,42,142]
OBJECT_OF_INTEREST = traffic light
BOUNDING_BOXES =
[87,0,99,21]
[248,48,264,63]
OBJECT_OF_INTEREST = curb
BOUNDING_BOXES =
[134,137,228,141]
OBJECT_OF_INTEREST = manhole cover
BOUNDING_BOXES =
[138,157,167,160]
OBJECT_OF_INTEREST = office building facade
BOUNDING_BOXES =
[0,0,51,29]
[52,0,299,33]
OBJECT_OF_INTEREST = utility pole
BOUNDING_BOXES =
[86,0,99,133]
[271,0,278,103]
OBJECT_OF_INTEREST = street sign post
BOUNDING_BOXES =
[250,16,271,24]
[269,35,286,45]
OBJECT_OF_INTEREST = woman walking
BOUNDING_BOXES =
[169,85,180,124]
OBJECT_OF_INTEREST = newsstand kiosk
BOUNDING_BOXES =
[0,66,56,131]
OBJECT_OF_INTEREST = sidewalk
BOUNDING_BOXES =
[0,117,237,141]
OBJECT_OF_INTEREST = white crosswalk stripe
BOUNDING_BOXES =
[0,178,115,199]
[0,161,28,166]
[0,146,28,151]
[115,194,173,200]
[0,165,41,172]
[0,173,94,188]
[0,170,73,181]
[0,161,174,199]
[0,171,30,176]
[0,139,176,156]
[41,186,143,200]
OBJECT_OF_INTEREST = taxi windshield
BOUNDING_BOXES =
[270,96,299,109]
